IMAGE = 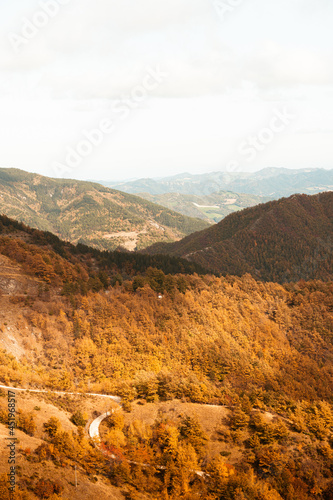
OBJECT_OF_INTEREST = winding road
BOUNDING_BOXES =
[1,382,290,479]
[0,383,121,441]
[0,383,207,476]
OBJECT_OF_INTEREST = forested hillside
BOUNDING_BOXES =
[145,192,333,283]
[0,216,332,498]
[0,214,206,292]
[0,168,209,251]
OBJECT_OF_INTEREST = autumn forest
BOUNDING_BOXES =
[0,195,332,500]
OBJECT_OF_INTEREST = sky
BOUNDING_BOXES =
[0,0,333,181]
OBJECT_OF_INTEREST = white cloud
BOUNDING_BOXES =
[244,44,333,89]
[2,0,333,98]
[0,0,333,179]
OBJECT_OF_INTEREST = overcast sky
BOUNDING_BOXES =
[0,0,332,181]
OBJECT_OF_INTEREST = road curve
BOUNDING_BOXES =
[1,383,291,479]
[0,383,122,442]
[0,382,209,477]
[89,411,112,440]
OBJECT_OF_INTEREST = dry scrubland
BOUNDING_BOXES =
[0,391,124,499]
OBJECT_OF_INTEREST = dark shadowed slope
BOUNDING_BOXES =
[144,192,333,283]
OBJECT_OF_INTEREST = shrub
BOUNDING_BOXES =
[70,411,87,427]
[43,417,61,438]
[107,411,124,431]
[230,409,250,430]
[17,411,36,436]
[33,478,63,498]
[179,416,208,457]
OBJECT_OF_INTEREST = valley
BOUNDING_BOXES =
[0,0,333,500]
[3,1,333,498]
[136,191,270,223]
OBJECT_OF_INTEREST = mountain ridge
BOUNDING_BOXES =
[0,168,209,251]
[101,167,333,197]
[144,192,333,283]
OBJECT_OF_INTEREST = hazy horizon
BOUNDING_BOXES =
[0,165,332,185]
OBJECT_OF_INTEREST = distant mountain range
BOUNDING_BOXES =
[0,169,209,251]
[137,191,271,223]
[102,167,333,197]
[144,192,333,283]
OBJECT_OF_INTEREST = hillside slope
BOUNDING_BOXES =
[0,168,209,251]
[0,214,207,297]
[144,192,333,283]
[0,217,333,498]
